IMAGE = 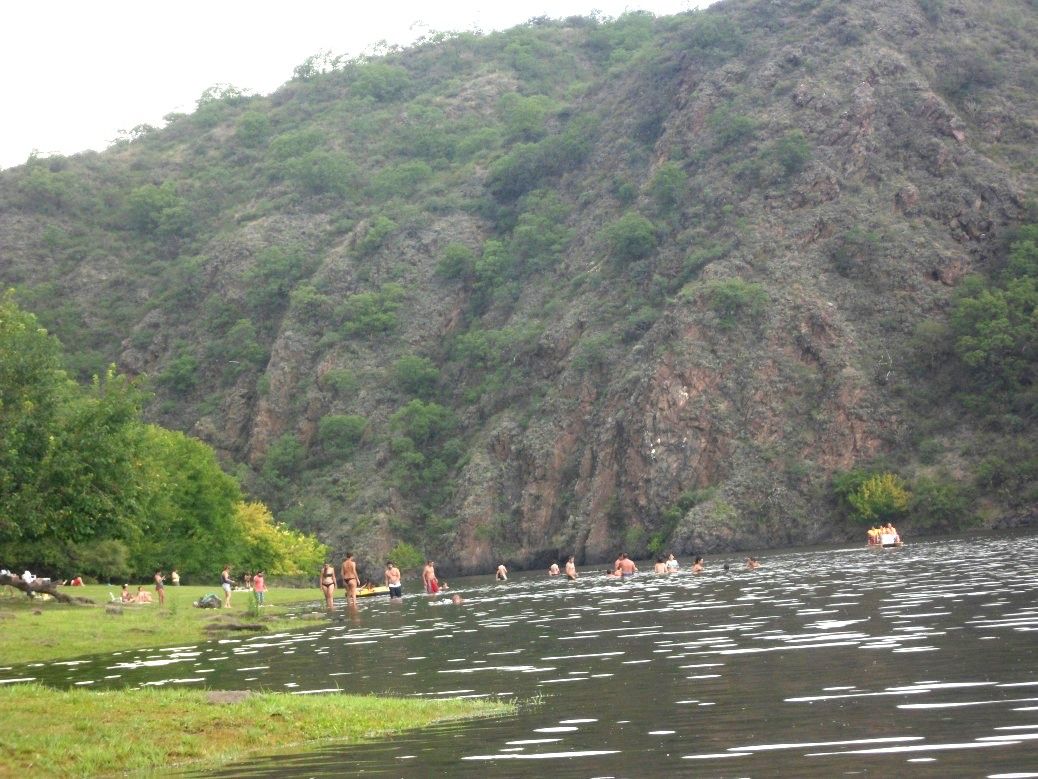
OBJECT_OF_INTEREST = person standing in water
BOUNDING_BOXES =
[548,561,560,576]
[319,562,336,608]
[565,555,577,580]
[665,553,679,573]
[616,553,638,579]
[423,560,439,594]
[692,556,705,574]
[384,561,402,599]
[341,552,359,605]
[496,563,508,581]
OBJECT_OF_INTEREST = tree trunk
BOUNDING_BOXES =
[0,574,93,604]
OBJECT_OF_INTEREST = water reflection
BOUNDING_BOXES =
[9,534,1038,777]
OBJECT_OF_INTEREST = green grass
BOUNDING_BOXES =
[0,584,328,665]
[0,684,512,777]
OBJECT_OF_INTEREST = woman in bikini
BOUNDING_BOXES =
[320,562,337,609]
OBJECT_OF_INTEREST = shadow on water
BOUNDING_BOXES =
[7,533,1038,777]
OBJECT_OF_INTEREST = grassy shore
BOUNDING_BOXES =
[0,583,331,665]
[0,684,511,777]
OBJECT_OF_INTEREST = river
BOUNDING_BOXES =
[9,533,1038,777]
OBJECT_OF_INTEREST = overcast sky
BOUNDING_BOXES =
[1,0,713,170]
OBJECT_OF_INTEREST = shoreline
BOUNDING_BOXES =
[0,684,512,776]
[0,585,514,776]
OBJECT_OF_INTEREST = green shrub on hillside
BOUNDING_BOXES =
[604,212,657,263]
[498,92,561,142]
[355,216,399,256]
[436,242,476,280]
[769,129,812,176]
[393,355,440,399]
[156,352,199,395]
[351,62,411,101]
[486,127,591,201]
[124,182,193,239]
[337,284,406,337]
[317,414,367,455]
[708,107,757,149]
[282,150,357,196]
[320,368,358,396]
[236,111,272,148]
[647,162,688,214]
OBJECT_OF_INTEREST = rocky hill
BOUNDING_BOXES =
[1,0,1035,575]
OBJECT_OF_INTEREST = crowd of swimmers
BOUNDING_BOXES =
[317,550,762,610]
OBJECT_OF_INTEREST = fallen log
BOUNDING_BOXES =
[0,574,93,605]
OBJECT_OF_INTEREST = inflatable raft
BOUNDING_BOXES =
[357,585,390,597]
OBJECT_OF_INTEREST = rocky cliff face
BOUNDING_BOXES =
[1,0,1035,575]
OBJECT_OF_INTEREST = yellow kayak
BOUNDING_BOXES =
[357,585,390,597]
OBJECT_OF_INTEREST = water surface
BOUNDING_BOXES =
[8,534,1038,777]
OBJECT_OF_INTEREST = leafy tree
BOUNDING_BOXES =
[769,130,812,176]
[260,433,305,494]
[700,277,768,330]
[604,212,657,263]
[486,126,591,201]
[498,92,560,142]
[707,107,757,149]
[124,182,193,239]
[647,162,688,214]
[355,216,398,257]
[909,474,972,529]
[283,151,357,196]
[245,244,317,315]
[436,243,476,280]
[950,276,1036,391]
[320,368,358,396]
[351,62,411,101]
[156,351,199,395]
[317,414,367,455]
[839,472,909,524]
[387,540,423,571]
[210,319,268,381]
[369,162,433,200]
[510,190,572,272]
[234,501,327,575]
[389,400,455,447]
[393,355,440,399]
[236,111,272,148]
[338,284,406,336]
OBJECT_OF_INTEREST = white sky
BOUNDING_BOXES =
[1,0,712,170]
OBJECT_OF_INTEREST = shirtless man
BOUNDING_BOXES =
[423,560,439,594]
[616,553,638,579]
[692,556,705,574]
[384,561,402,599]
[565,555,577,580]
[495,564,508,581]
[341,552,359,605]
